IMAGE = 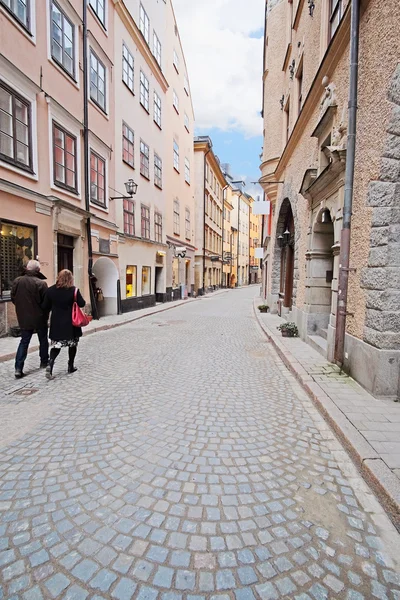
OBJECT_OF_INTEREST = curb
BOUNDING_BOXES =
[0,290,228,365]
[253,298,400,532]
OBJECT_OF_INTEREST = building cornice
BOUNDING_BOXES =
[113,0,169,93]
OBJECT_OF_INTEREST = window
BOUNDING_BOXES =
[184,112,189,131]
[123,199,135,235]
[1,0,29,29]
[154,212,162,242]
[330,0,342,39]
[126,265,137,297]
[139,3,150,44]
[284,99,290,144]
[141,205,150,239]
[185,208,190,240]
[154,153,162,188]
[122,44,134,93]
[89,0,105,25]
[173,49,179,72]
[53,122,77,192]
[153,31,161,66]
[140,140,149,179]
[173,90,179,113]
[0,82,32,171]
[173,199,180,235]
[0,220,36,297]
[184,157,190,184]
[122,122,134,168]
[51,2,74,78]
[90,50,106,112]
[173,140,179,172]
[172,257,179,288]
[142,266,151,295]
[153,91,161,128]
[297,62,303,115]
[184,74,189,95]
[140,71,149,112]
[90,150,106,206]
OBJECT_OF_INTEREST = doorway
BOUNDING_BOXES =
[57,234,74,273]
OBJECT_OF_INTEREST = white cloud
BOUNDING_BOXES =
[173,0,264,138]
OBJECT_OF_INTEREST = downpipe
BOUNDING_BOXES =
[334,0,360,366]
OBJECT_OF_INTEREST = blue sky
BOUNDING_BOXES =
[173,0,265,197]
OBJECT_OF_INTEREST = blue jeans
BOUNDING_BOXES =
[15,327,49,372]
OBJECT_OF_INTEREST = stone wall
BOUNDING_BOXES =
[362,66,400,351]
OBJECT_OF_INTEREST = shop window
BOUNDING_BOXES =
[126,265,137,297]
[0,220,36,298]
[142,266,151,295]
[172,257,179,288]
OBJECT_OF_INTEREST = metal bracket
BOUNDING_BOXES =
[341,267,357,272]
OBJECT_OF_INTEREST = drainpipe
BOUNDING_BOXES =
[83,1,99,320]
[334,0,360,365]
[202,142,212,294]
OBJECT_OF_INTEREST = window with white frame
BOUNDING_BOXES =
[140,71,149,112]
[153,91,161,128]
[122,122,134,168]
[90,150,106,207]
[139,3,149,44]
[173,49,179,72]
[184,112,189,131]
[1,0,30,29]
[184,157,190,184]
[53,122,77,192]
[185,208,190,240]
[184,74,189,95]
[89,0,105,26]
[122,43,134,93]
[154,153,162,188]
[90,50,106,112]
[173,140,179,171]
[173,89,179,113]
[141,205,150,239]
[173,199,180,235]
[153,31,161,67]
[0,81,32,172]
[140,140,149,179]
[154,212,162,242]
[51,2,75,78]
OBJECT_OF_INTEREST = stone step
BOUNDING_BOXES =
[320,328,328,340]
[308,334,328,358]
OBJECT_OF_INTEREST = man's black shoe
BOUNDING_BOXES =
[15,370,25,379]
[40,362,49,368]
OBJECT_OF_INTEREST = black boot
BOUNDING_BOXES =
[68,346,77,374]
[46,348,60,379]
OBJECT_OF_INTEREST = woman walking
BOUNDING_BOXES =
[43,269,86,379]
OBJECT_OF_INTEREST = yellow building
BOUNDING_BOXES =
[222,190,236,288]
[249,208,262,284]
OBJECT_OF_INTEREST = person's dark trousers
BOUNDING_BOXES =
[15,327,49,372]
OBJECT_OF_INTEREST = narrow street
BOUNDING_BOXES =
[0,287,399,600]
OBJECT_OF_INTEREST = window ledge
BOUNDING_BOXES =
[140,173,150,181]
[123,81,135,96]
[174,167,180,174]
[140,103,150,115]
[154,120,162,130]
[123,159,135,170]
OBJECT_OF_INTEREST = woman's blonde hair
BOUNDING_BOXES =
[56,269,74,289]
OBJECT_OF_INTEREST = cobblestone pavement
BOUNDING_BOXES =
[0,287,399,600]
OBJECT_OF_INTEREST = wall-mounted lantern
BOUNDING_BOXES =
[110,179,138,201]
[308,0,315,16]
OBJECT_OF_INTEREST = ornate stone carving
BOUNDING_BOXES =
[320,78,337,116]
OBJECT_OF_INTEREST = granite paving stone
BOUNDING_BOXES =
[0,288,399,599]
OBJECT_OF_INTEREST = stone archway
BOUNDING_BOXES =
[92,257,118,317]
[272,198,296,312]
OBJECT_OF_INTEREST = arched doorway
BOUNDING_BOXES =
[273,199,295,314]
[92,257,118,317]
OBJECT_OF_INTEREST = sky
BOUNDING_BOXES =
[173,0,265,199]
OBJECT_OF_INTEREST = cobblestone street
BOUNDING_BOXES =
[1,287,400,600]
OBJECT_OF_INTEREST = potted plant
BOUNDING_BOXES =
[277,322,299,337]
[258,304,269,313]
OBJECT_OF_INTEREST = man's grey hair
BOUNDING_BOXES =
[26,260,41,272]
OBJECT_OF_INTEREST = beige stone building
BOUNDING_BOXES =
[194,137,227,294]
[222,188,236,288]
[164,4,196,301]
[260,0,400,397]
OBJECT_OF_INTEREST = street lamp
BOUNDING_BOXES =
[283,228,290,245]
[277,234,284,248]
[110,179,138,200]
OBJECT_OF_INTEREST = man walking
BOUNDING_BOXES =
[11,260,49,378]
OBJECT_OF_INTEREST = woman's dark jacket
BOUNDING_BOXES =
[42,286,85,341]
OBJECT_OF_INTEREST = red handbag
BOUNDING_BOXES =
[72,288,90,327]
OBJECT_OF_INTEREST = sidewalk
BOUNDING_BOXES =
[254,298,400,531]
[0,290,228,363]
